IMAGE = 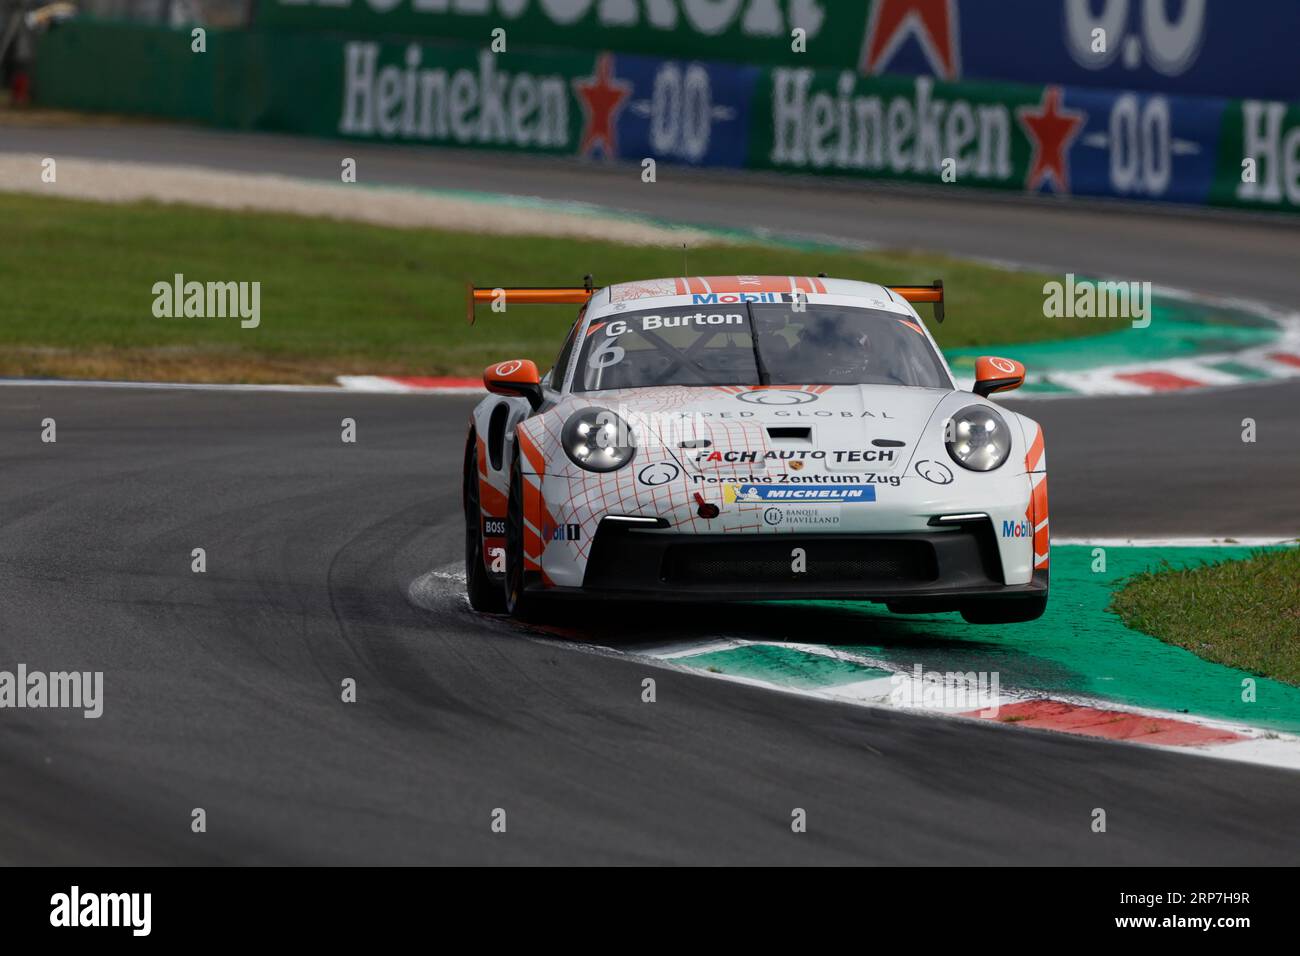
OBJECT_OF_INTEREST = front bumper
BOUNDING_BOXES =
[530,518,1047,606]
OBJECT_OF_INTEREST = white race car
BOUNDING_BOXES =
[463,275,1048,624]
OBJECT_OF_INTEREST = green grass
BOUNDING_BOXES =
[1110,548,1300,687]
[0,191,1129,383]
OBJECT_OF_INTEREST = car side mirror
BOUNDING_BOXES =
[484,359,543,410]
[972,356,1025,397]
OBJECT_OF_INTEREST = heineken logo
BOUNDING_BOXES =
[861,0,960,80]
[770,73,1099,196]
[339,43,569,147]
[574,53,631,159]
[1237,100,1300,207]
[771,73,1012,182]
[1017,86,1086,194]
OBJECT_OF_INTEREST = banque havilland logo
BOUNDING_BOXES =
[0,665,103,719]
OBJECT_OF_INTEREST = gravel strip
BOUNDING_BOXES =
[0,152,725,246]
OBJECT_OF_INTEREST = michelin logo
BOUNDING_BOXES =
[724,483,876,504]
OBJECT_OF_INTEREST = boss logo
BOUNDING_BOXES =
[483,518,506,537]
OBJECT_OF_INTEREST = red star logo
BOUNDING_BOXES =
[859,0,960,80]
[1017,86,1086,194]
[573,53,631,159]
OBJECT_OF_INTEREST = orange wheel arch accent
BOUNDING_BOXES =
[1024,425,1049,570]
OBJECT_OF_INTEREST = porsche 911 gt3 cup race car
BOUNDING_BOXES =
[463,275,1048,624]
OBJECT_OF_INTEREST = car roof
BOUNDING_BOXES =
[589,275,913,316]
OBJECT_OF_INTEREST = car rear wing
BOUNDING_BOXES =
[886,280,944,322]
[467,276,594,323]
[466,276,944,322]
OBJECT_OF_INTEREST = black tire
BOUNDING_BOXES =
[959,594,1048,624]
[504,452,545,622]
[463,432,506,613]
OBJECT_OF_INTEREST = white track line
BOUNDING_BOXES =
[640,641,1300,771]
[415,564,1300,772]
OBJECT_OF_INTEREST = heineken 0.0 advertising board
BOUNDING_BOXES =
[33,20,1300,215]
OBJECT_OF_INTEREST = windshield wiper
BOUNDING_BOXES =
[745,304,769,386]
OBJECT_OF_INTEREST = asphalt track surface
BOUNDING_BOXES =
[2,124,1299,864]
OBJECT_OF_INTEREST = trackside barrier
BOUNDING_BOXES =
[252,0,1300,102]
[30,20,1300,215]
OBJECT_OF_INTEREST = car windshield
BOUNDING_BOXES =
[573,303,951,391]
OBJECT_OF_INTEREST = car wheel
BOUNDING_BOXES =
[959,594,1048,624]
[504,453,544,622]
[463,434,506,613]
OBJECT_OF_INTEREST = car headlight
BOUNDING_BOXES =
[945,405,1011,472]
[562,406,636,472]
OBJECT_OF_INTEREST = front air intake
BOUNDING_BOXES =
[661,539,937,585]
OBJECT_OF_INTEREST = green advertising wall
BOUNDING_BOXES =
[32,19,235,124]
[31,20,1300,215]
[253,0,865,71]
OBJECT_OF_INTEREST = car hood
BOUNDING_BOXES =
[565,384,951,477]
